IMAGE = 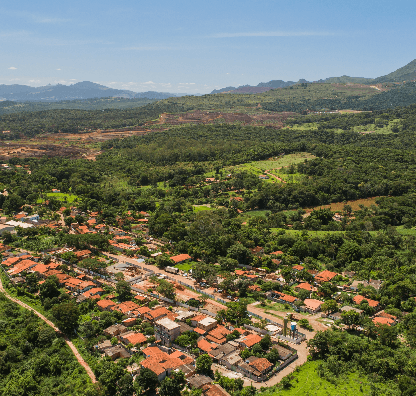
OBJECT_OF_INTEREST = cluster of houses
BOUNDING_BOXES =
[0,245,296,389]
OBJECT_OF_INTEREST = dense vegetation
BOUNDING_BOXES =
[0,292,93,396]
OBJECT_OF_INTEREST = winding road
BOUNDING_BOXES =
[0,274,97,383]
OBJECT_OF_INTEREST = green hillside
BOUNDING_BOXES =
[373,58,416,83]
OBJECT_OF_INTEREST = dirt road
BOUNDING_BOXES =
[0,274,97,383]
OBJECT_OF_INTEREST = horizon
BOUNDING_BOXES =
[1,0,416,94]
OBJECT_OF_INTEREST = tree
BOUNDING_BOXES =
[321,299,338,314]
[196,354,213,376]
[2,194,24,214]
[341,310,361,329]
[259,334,272,350]
[159,371,186,396]
[155,253,174,269]
[26,272,40,293]
[116,280,131,302]
[39,275,60,301]
[157,279,176,301]
[133,368,159,393]
[52,302,80,334]
[377,324,399,348]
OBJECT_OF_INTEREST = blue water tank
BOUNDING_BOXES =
[290,322,297,331]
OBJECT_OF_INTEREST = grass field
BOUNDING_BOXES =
[37,192,79,204]
[258,360,395,396]
[174,261,195,271]
[395,225,416,236]
[193,205,212,212]
[215,153,316,184]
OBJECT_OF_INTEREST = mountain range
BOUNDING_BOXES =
[0,81,189,102]
[211,58,416,94]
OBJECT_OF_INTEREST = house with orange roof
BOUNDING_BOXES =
[114,301,140,316]
[294,283,313,293]
[144,306,171,323]
[238,333,262,349]
[190,314,207,327]
[119,331,147,346]
[353,295,380,310]
[197,339,215,353]
[206,326,231,345]
[97,299,116,311]
[292,264,304,271]
[135,306,151,318]
[247,356,273,376]
[201,384,231,396]
[122,317,137,327]
[372,316,395,326]
[267,291,298,306]
[140,346,191,381]
[303,298,324,313]
[8,259,37,276]
[315,270,338,284]
[2,256,22,267]
[170,254,191,264]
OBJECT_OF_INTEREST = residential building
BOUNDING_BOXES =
[155,317,181,346]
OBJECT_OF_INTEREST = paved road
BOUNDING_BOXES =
[0,273,97,383]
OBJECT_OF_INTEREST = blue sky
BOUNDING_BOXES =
[1,0,415,94]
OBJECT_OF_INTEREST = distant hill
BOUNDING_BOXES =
[318,76,373,84]
[211,59,416,94]
[0,97,159,116]
[0,81,189,102]
[373,59,416,83]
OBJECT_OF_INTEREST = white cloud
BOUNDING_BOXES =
[210,31,335,38]
[143,81,155,85]
[56,68,61,70]
[8,66,17,70]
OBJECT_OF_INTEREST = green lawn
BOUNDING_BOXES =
[395,225,416,236]
[37,192,79,204]
[193,205,212,212]
[259,360,395,396]
[214,153,316,185]
[174,261,195,271]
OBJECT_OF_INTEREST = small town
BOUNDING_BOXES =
[0,192,399,396]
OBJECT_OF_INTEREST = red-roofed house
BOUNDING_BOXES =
[373,316,394,326]
[294,283,313,293]
[144,306,171,323]
[198,339,215,353]
[303,298,324,313]
[315,270,338,284]
[238,333,262,349]
[170,254,191,264]
[353,295,380,310]
[268,291,298,306]
[119,331,147,346]
[97,299,116,311]
[292,265,304,271]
